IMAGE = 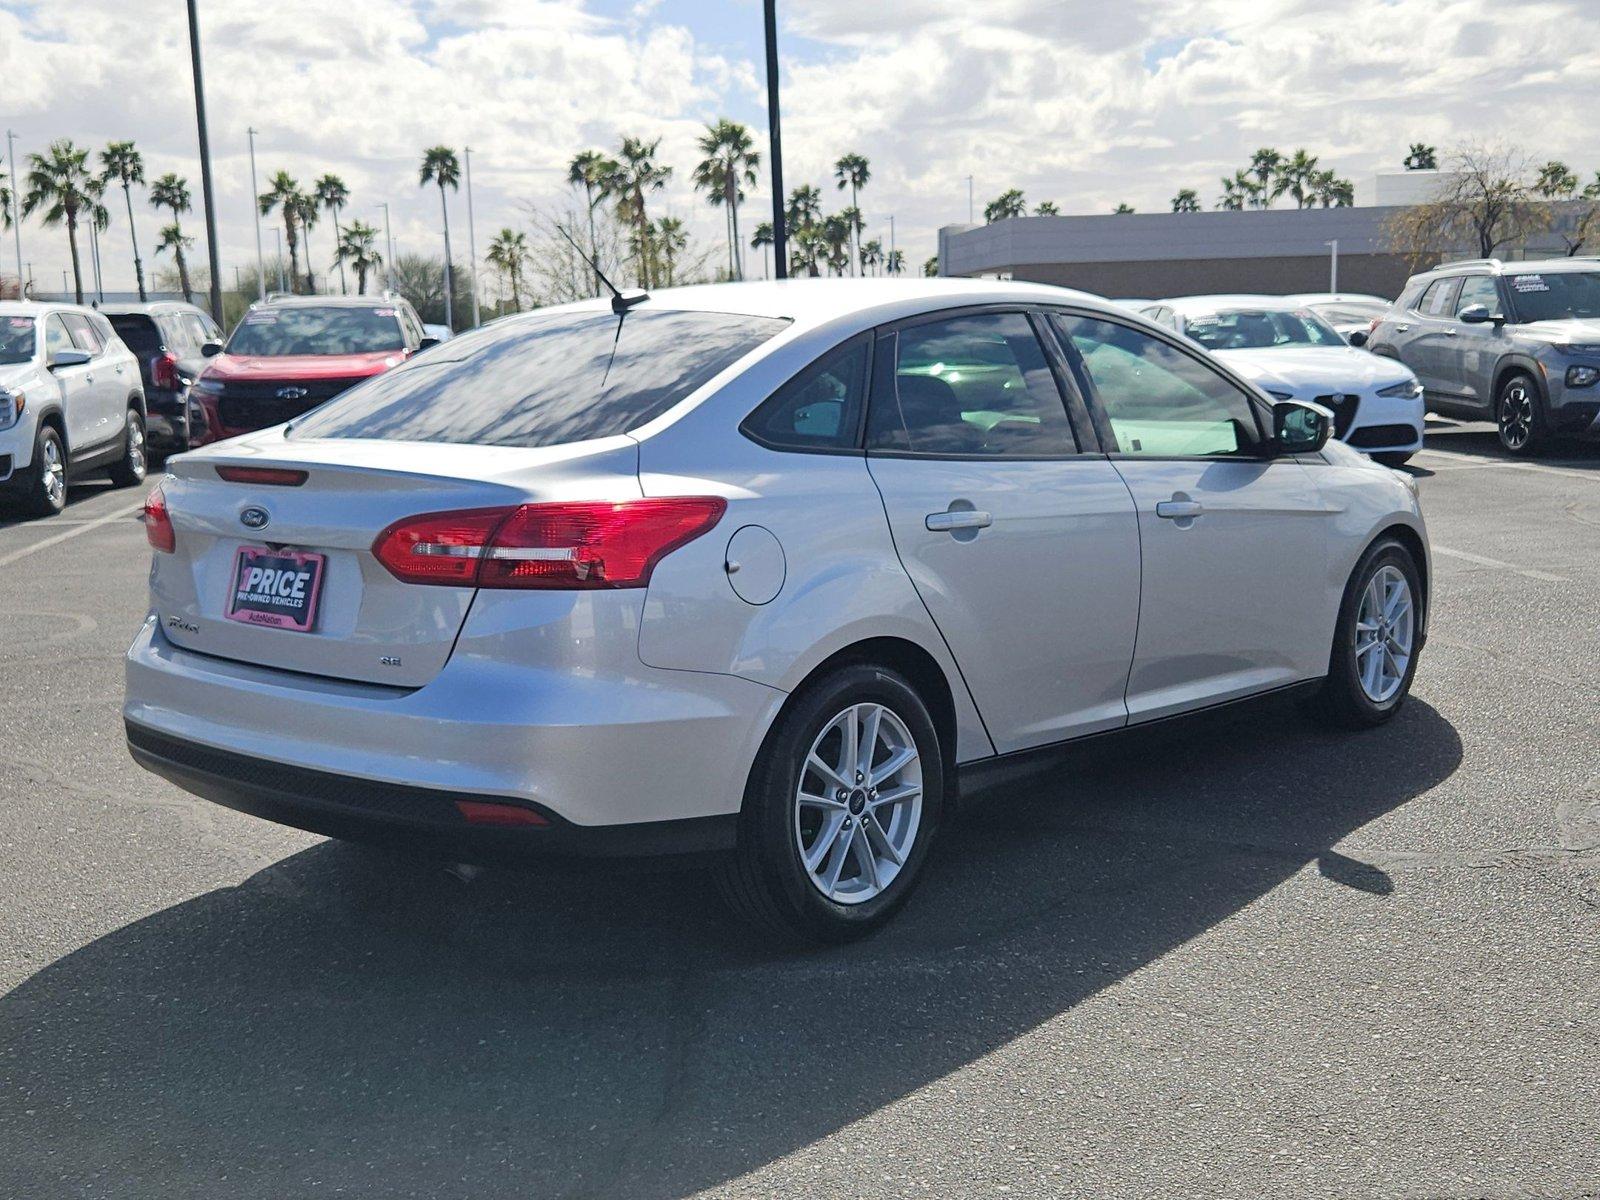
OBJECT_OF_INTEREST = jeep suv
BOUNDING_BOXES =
[189,295,432,446]
[1368,257,1600,454]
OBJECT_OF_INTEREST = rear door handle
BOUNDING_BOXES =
[925,509,993,532]
[1155,499,1204,520]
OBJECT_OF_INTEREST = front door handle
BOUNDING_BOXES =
[925,509,993,532]
[1444,328,1458,336]
[1394,323,1410,333]
[1155,499,1204,520]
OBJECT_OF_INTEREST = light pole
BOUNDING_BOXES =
[185,0,224,323]
[464,146,480,327]
[377,202,395,294]
[89,214,104,302]
[247,127,265,301]
[888,214,895,276]
[967,176,974,224]
[763,0,787,280]
[1326,238,1339,293]
[5,131,21,293]
[273,228,285,293]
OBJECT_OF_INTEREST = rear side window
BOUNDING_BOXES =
[109,315,163,356]
[869,312,1077,457]
[62,314,103,354]
[742,336,869,452]
[1420,278,1461,317]
[288,309,790,448]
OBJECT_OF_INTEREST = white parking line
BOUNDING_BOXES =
[1416,447,1600,482]
[1432,544,1569,584]
[0,501,145,568]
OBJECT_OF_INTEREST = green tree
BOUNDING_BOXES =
[859,237,883,275]
[693,119,760,281]
[99,141,148,301]
[984,188,1027,223]
[0,171,10,231]
[750,220,774,278]
[1218,168,1256,211]
[1112,202,1135,214]
[821,212,852,275]
[1249,148,1283,206]
[1404,143,1438,171]
[485,227,529,310]
[419,146,461,326]
[334,220,383,294]
[154,222,194,302]
[921,254,938,277]
[567,149,617,295]
[1273,148,1321,208]
[1033,200,1060,216]
[1170,188,1201,213]
[1533,160,1600,255]
[601,136,672,289]
[1310,169,1355,208]
[315,174,351,293]
[23,139,108,304]
[654,216,688,286]
[885,248,904,276]
[832,152,870,275]
[256,171,306,295]
[786,184,822,234]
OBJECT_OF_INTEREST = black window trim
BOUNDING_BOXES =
[737,331,875,457]
[862,302,1093,463]
[1041,305,1280,464]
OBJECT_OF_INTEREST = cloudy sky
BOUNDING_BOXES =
[2,0,1596,297]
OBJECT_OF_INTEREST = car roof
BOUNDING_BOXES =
[1286,293,1389,305]
[99,301,214,317]
[1159,294,1313,315]
[0,300,99,318]
[1420,256,1600,280]
[259,294,410,309]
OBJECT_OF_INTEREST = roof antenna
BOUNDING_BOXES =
[556,225,648,315]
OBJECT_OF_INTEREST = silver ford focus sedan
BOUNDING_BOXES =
[125,279,1429,942]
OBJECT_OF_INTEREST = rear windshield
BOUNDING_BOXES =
[107,314,162,356]
[287,308,790,449]
[0,316,35,365]
[1184,308,1344,350]
[227,306,406,356]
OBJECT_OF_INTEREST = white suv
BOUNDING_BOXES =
[0,301,149,517]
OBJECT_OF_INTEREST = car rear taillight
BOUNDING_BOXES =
[215,465,309,486]
[372,497,726,590]
[152,352,181,390]
[143,485,175,553]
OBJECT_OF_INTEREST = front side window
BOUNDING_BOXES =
[44,316,73,358]
[289,308,790,449]
[1055,314,1263,458]
[1504,271,1600,322]
[63,313,103,354]
[742,336,869,452]
[227,305,407,356]
[0,316,37,365]
[1454,276,1500,316]
[1180,308,1344,351]
[870,312,1076,457]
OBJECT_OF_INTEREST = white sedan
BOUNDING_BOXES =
[1142,295,1425,466]
[125,279,1429,942]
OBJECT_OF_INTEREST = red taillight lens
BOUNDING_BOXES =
[215,465,309,486]
[371,497,726,590]
[152,352,181,390]
[455,800,550,827]
[143,485,175,553]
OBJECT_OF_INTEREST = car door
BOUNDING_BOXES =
[42,314,100,452]
[1049,311,1335,722]
[61,312,124,448]
[1400,277,1463,400]
[864,308,1141,753]
[1449,275,1509,412]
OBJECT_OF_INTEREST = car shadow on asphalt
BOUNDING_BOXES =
[1424,422,1600,468]
[0,694,1462,1199]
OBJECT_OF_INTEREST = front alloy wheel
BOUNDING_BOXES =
[1353,564,1414,704]
[1496,374,1544,456]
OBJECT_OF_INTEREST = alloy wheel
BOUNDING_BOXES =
[1498,381,1534,451]
[126,414,146,479]
[793,702,923,905]
[42,436,66,509]
[1354,564,1414,704]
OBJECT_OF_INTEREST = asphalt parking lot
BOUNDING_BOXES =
[1,422,1596,1200]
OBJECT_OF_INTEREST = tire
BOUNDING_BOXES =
[715,663,945,944]
[108,408,147,488]
[1310,538,1423,730]
[1370,452,1413,468]
[22,424,68,517]
[1495,371,1547,456]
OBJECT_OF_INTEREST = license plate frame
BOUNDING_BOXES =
[225,545,326,632]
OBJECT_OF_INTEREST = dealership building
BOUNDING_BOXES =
[937,172,1580,300]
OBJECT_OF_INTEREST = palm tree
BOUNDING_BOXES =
[821,213,852,275]
[1249,148,1283,206]
[22,140,108,304]
[294,191,320,291]
[1112,202,1135,214]
[256,171,305,295]
[1218,168,1256,211]
[751,221,774,279]
[1034,201,1060,216]
[1404,143,1438,171]
[485,227,529,310]
[984,188,1027,223]
[1171,188,1201,213]
[654,217,688,286]
[785,184,822,236]
[567,150,616,295]
[603,137,672,289]
[154,223,194,297]
[920,254,937,277]
[832,153,870,275]
[791,223,825,277]
[315,174,351,293]
[859,237,883,276]
[99,141,148,301]
[419,146,461,326]
[693,119,760,281]
[0,172,10,233]
[1310,170,1354,208]
[886,248,905,276]
[334,220,382,294]
[1273,149,1320,208]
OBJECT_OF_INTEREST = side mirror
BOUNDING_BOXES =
[47,349,92,371]
[416,336,440,351]
[1346,329,1369,347]
[1457,305,1494,325]
[200,340,224,357]
[1273,399,1332,455]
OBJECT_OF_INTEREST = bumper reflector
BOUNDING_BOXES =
[455,800,550,828]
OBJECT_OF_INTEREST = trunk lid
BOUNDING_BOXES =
[151,429,641,687]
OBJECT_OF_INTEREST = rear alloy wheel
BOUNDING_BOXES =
[1310,539,1422,729]
[1495,372,1546,456]
[25,425,68,517]
[717,663,944,943]
[109,409,147,488]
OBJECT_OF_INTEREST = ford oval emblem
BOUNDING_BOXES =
[240,506,271,530]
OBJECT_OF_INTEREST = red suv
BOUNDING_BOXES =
[189,296,436,445]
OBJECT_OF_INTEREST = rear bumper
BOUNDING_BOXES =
[126,719,736,861]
